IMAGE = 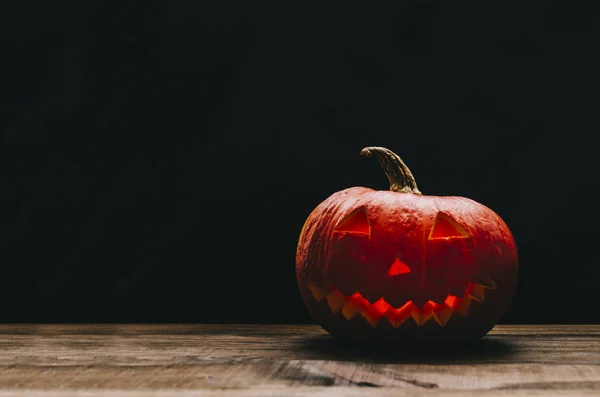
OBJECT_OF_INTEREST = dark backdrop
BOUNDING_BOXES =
[1,1,599,323]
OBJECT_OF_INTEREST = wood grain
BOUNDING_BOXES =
[0,324,599,396]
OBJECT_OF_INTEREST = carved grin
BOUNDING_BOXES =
[309,203,498,328]
[308,279,495,328]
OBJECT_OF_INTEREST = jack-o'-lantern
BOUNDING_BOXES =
[296,146,518,342]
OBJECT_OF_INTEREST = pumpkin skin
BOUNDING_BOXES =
[296,147,518,342]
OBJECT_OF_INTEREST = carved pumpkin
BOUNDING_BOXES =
[296,146,518,342]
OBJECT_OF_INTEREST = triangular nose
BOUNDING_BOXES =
[387,257,411,276]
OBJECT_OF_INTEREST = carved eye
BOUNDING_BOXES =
[428,213,469,240]
[387,256,411,276]
[333,206,371,236]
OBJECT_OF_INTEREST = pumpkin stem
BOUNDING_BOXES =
[360,146,422,194]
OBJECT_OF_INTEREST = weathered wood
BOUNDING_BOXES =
[0,324,599,396]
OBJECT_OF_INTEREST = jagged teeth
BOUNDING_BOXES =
[326,290,346,314]
[341,302,362,320]
[467,283,486,303]
[308,283,334,302]
[387,307,412,328]
[309,280,494,328]
[432,303,453,327]
[360,311,381,327]
[451,295,472,317]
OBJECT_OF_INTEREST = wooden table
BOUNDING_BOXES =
[0,324,599,396]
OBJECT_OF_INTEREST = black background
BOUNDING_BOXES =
[1,1,599,324]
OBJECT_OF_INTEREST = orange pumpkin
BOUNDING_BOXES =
[296,146,518,341]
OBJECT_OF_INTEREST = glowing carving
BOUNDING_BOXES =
[428,213,469,240]
[308,280,495,328]
[333,206,370,236]
[387,257,411,276]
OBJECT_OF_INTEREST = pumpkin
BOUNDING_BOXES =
[296,146,518,342]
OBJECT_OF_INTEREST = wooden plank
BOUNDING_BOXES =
[0,389,599,397]
[0,324,599,396]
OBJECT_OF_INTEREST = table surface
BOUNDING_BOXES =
[0,324,599,396]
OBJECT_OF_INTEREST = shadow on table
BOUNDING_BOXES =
[296,334,515,364]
